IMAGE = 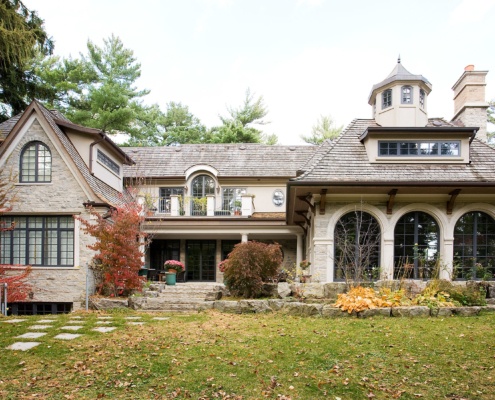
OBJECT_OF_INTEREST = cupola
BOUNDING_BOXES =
[368,58,432,127]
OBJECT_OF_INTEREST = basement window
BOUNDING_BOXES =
[8,302,72,316]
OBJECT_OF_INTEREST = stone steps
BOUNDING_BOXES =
[133,283,225,312]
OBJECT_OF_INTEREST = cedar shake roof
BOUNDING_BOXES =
[123,144,315,178]
[0,113,22,140]
[293,118,495,184]
[0,101,128,206]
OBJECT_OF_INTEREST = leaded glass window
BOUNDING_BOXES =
[382,89,392,109]
[0,216,74,266]
[401,86,413,104]
[334,211,381,282]
[394,212,439,279]
[20,142,51,183]
[454,212,495,280]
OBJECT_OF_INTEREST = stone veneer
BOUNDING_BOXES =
[2,118,97,310]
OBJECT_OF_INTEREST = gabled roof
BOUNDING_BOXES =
[0,100,128,206]
[292,118,495,185]
[123,144,315,178]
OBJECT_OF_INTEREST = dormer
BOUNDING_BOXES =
[368,58,432,127]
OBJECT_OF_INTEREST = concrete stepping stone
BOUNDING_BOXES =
[127,322,145,325]
[93,327,116,333]
[29,325,52,330]
[70,316,83,319]
[96,321,112,325]
[97,316,113,320]
[65,320,84,324]
[3,319,27,323]
[60,325,83,331]
[37,319,56,323]
[152,317,170,321]
[124,316,141,320]
[16,332,47,339]
[54,333,81,340]
[7,342,40,351]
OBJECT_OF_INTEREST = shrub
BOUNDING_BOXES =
[429,280,487,307]
[222,241,283,298]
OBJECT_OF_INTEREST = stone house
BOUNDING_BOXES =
[0,61,494,314]
[0,100,133,314]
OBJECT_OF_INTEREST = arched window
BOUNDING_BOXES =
[454,212,495,280]
[191,174,215,215]
[382,89,392,109]
[401,85,413,104]
[20,141,52,183]
[334,211,381,282]
[394,212,439,279]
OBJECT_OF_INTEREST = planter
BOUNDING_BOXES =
[167,268,177,274]
[165,272,176,285]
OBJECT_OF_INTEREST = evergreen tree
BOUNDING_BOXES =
[0,0,53,121]
[300,114,342,145]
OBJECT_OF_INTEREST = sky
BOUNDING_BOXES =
[23,0,495,145]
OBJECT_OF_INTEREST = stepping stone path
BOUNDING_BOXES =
[93,327,116,333]
[2,313,169,351]
[3,314,133,351]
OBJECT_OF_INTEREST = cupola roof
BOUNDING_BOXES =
[368,58,432,105]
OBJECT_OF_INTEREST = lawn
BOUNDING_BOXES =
[1,310,494,399]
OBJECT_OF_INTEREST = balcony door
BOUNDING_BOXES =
[186,240,216,281]
[191,175,215,215]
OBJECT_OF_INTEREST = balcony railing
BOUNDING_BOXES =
[147,194,253,217]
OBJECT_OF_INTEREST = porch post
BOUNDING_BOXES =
[207,195,215,216]
[241,233,249,242]
[296,233,303,268]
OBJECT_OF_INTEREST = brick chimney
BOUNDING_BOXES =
[451,65,489,141]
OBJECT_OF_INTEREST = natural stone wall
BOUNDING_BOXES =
[2,118,99,310]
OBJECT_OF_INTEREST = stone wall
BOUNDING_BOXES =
[2,117,99,310]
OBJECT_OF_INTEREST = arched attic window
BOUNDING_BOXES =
[401,85,413,104]
[382,89,392,109]
[20,141,52,183]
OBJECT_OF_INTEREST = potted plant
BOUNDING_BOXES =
[192,197,207,216]
[164,260,185,274]
[233,200,242,216]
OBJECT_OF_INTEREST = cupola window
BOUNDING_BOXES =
[419,89,425,108]
[401,86,413,104]
[382,89,392,109]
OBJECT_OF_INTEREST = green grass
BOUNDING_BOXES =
[1,310,495,399]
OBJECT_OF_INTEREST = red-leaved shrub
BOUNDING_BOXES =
[222,241,283,298]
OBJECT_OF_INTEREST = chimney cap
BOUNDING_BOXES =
[464,64,475,71]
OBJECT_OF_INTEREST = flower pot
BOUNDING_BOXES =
[165,272,176,285]
[300,274,312,283]
[167,268,177,274]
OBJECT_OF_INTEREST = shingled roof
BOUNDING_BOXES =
[123,144,315,178]
[0,101,128,206]
[293,118,495,184]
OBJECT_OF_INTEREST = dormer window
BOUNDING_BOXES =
[419,89,425,108]
[382,89,392,109]
[379,141,460,156]
[401,86,413,104]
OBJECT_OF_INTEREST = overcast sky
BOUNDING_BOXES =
[23,0,495,144]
